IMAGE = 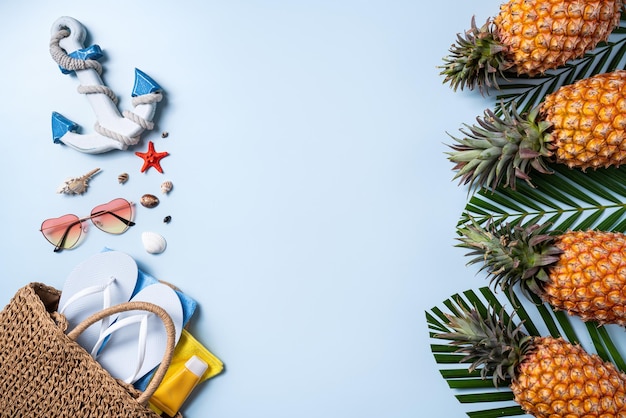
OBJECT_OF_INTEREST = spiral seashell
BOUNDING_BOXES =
[160,180,173,194]
[140,194,159,208]
[118,173,129,184]
[57,168,100,195]
[141,231,167,254]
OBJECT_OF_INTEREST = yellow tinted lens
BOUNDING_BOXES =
[40,214,83,250]
[90,198,133,234]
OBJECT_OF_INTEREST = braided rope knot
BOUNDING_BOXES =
[49,29,102,74]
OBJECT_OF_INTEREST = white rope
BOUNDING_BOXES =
[132,91,163,106]
[77,84,119,105]
[123,110,154,130]
[94,122,140,146]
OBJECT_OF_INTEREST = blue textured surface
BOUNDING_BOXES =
[51,111,77,144]
[132,68,162,96]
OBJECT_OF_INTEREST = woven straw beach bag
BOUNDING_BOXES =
[0,282,178,418]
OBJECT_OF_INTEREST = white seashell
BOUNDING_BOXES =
[57,168,100,195]
[141,231,167,254]
[160,180,173,194]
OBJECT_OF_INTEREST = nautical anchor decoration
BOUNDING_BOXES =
[49,16,163,154]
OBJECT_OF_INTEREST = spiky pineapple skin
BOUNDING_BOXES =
[494,0,623,76]
[544,230,626,326]
[512,337,626,417]
[541,70,626,171]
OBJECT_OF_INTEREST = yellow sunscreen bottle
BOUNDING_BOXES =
[151,355,208,416]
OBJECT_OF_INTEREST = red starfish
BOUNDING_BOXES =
[135,141,169,173]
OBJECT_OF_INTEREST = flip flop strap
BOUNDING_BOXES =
[90,313,151,383]
[67,301,176,405]
[59,277,116,333]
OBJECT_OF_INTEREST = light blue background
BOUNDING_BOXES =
[0,1,498,417]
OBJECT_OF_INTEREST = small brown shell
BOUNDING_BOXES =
[118,173,129,184]
[140,194,160,208]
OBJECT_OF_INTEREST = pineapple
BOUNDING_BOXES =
[449,70,626,190]
[458,218,626,326]
[435,303,626,416]
[441,0,623,92]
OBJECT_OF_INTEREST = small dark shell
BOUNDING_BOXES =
[163,215,172,223]
[140,193,160,208]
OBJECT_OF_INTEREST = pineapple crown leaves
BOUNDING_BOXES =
[439,16,512,94]
[456,218,563,301]
[434,302,533,386]
[447,103,555,191]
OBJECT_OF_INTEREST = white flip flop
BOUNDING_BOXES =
[92,282,184,383]
[58,251,138,351]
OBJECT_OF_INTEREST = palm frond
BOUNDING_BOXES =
[427,287,626,417]
[460,164,626,234]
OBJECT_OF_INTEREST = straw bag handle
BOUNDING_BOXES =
[66,301,176,405]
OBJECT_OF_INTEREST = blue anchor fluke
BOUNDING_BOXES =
[59,45,103,74]
[132,68,162,97]
[51,110,126,153]
[52,111,78,143]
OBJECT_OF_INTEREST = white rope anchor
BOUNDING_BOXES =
[49,16,163,154]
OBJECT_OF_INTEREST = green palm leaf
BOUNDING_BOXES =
[426,288,626,417]
[460,164,626,233]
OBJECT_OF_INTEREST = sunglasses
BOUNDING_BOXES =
[40,198,135,252]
